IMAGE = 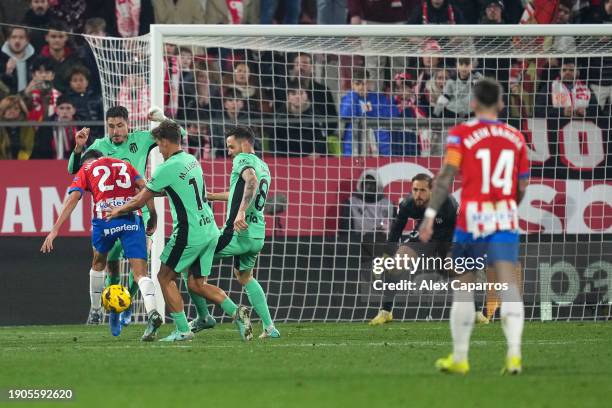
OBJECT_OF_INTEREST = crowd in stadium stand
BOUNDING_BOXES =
[0,0,611,159]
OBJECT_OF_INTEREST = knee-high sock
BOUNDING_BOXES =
[245,279,273,328]
[188,289,211,319]
[450,289,475,362]
[128,271,139,298]
[500,284,524,358]
[220,297,238,318]
[90,269,105,310]
[137,277,157,315]
[170,311,190,333]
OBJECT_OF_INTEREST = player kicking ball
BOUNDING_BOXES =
[419,78,528,375]
[107,120,252,342]
[41,150,164,340]
[188,125,279,339]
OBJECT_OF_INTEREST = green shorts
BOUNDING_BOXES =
[161,234,219,276]
[214,232,265,271]
[107,211,151,262]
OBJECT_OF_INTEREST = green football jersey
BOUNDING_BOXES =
[146,151,218,245]
[68,130,156,176]
[225,153,271,239]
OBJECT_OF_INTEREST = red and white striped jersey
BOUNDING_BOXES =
[445,118,530,237]
[69,157,142,219]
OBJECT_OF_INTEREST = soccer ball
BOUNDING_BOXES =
[101,284,131,313]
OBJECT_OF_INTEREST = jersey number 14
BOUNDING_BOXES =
[475,149,514,195]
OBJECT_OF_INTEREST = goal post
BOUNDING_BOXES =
[88,24,612,323]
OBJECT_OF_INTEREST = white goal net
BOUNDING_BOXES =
[87,25,612,323]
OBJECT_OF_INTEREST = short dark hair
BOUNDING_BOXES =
[81,149,103,165]
[152,120,182,144]
[56,95,74,107]
[412,173,433,189]
[106,106,129,121]
[457,57,472,66]
[351,68,368,82]
[67,65,90,81]
[286,79,304,94]
[222,87,242,101]
[472,78,502,108]
[225,125,255,145]
[561,57,577,67]
[47,20,68,33]
[30,56,53,72]
[7,26,28,38]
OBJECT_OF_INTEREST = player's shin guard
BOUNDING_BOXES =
[188,289,211,319]
[450,290,475,363]
[500,284,524,359]
[137,277,157,315]
[90,269,105,310]
[244,279,273,329]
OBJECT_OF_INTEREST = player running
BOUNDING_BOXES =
[41,150,164,340]
[419,78,529,375]
[107,120,253,342]
[369,173,458,326]
[187,125,279,339]
[68,105,167,325]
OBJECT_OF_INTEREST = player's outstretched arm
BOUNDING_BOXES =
[207,191,230,201]
[106,188,155,221]
[234,168,258,232]
[418,163,458,242]
[40,191,81,253]
[67,128,91,174]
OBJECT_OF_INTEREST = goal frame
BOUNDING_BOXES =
[148,23,611,320]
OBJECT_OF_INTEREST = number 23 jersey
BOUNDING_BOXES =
[445,119,530,237]
[69,157,142,219]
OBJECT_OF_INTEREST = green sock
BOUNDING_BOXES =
[188,290,210,319]
[220,298,238,318]
[127,271,139,298]
[245,279,273,328]
[105,273,120,287]
[170,311,190,333]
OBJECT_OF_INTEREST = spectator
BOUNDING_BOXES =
[480,0,505,24]
[338,170,394,237]
[153,0,206,24]
[415,40,443,106]
[52,0,87,33]
[589,0,612,23]
[391,72,423,156]
[204,0,260,24]
[163,43,180,118]
[114,0,155,37]
[408,0,465,24]
[0,95,34,160]
[317,0,348,24]
[543,0,576,53]
[42,21,81,93]
[435,58,482,118]
[31,95,78,159]
[211,87,249,157]
[117,72,151,127]
[420,68,448,117]
[349,0,414,91]
[508,58,545,120]
[339,69,396,156]
[273,79,327,157]
[223,61,261,116]
[79,18,106,95]
[23,56,60,122]
[177,47,196,121]
[262,0,301,24]
[185,121,212,159]
[588,0,612,112]
[280,52,338,135]
[183,66,223,122]
[0,27,35,94]
[21,0,57,51]
[65,65,103,137]
[535,58,597,121]
[453,0,479,23]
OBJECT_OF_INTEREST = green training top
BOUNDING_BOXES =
[224,153,270,239]
[146,151,218,246]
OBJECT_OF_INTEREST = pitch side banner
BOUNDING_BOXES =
[0,158,610,237]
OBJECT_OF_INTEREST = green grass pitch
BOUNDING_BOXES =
[1,322,610,407]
